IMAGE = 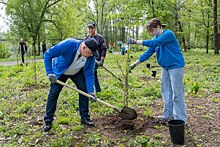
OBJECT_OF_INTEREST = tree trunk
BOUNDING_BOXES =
[37,34,41,56]
[32,38,37,84]
[136,26,139,40]
[122,27,125,43]
[178,21,186,51]
[132,25,135,39]
[214,0,219,54]
[217,33,220,53]
[110,19,113,43]
[95,0,99,33]
[206,32,209,54]
[104,22,109,48]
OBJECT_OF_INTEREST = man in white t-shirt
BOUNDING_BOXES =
[43,37,99,132]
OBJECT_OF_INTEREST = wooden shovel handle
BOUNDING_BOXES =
[56,80,120,112]
[95,60,122,82]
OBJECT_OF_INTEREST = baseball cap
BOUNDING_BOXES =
[84,37,99,57]
[87,22,96,28]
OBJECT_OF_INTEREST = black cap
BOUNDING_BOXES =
[87,22,96,28]
[84,37,99,57]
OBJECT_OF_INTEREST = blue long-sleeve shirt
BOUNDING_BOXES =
[138,29,185,70]
[44,38,95,92]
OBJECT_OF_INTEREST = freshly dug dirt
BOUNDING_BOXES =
[71,94,220,146]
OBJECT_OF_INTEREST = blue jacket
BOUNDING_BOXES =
[44,38,95,92]
[138,29,185,70]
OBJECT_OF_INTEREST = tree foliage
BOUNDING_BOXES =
[2,0,220,54]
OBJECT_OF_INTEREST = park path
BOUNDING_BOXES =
[0,52,121,66]
[0,59,44,66]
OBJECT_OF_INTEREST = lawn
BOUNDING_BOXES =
[0,49,219,146]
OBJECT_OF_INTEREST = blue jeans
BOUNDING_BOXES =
[44,70,90,122]
[94,63,101,92]
[161,67,187,122]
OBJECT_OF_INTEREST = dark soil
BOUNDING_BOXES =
[70,93,220,146]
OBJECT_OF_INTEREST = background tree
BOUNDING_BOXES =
[213,0,219,54]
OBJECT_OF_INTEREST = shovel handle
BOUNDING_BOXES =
[56,80,120,112]
[95,60,122,82]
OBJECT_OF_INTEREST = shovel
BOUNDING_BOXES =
[56,80,137,120]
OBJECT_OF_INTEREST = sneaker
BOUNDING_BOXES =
[157,115,168,123]
[44,121,52,132]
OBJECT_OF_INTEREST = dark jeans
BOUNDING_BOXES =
[21,52,25,63]
[94,63,101,92]
[44,70,90,122]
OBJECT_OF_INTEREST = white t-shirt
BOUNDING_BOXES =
[64,48,87,75]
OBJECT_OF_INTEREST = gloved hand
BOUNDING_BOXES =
[97,60,104,66]
[126,38,137,45]
[129,64,136,73]
[47,74,57,84]
[88,92,97,102]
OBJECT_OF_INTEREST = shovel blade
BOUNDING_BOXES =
[118,106,137,120]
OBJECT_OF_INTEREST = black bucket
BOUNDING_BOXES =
[168,120,185,145]
[151,71,156,77]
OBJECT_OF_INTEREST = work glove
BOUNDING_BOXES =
[88,92,97,102]
[97,60,104,66]
[129,64,136,73]
[47,74,57,84]
[126,38,137,45]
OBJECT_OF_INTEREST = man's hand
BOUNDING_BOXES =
[126,38,137,45]
[88,92,97,102]
[47,74,57,84]
[129,64,136,73]
[97,60,104,66]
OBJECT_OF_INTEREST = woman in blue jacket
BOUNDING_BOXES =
[128,18,187,123]
[43,37,98,132]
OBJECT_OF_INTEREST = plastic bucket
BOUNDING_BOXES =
[168,120,185,145]
[151,71,156,77]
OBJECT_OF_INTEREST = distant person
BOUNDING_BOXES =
[121,44,125,55]
[84,22,107,92]
[42,40,47,57]
[128,18,187,123]
[18,38,26,64]
[43,37,98,132]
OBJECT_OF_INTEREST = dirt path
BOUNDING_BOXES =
[0,59,43,66]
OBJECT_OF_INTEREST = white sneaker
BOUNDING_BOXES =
[157,115,168,123]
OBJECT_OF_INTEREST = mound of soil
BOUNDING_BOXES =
[71,112,167,146]
[93,114,158,135]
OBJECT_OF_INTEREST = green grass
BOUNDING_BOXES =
[0,49,219,146]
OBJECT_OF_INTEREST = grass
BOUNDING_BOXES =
[0,49,219,146]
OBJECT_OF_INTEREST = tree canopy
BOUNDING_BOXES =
[1,0,219,54]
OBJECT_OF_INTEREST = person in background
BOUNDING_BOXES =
[42,40,47,57]
[121,44,125,55]
[43,37,99,132]
[18,38,26,64]
[127,18,187,123]
[84,22,107,92]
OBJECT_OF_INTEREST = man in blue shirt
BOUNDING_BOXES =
[43,37,98,132]
[128,18,187,123]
